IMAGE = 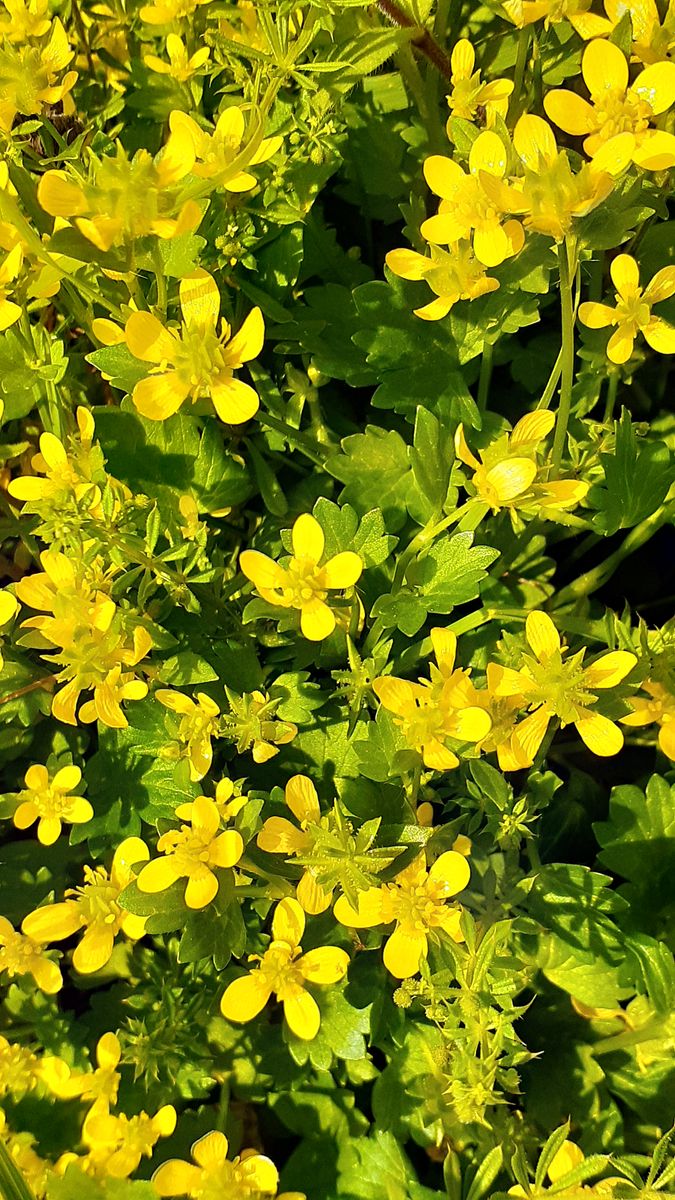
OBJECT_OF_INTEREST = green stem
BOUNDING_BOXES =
[153,245,168,320]
[0,1142,36,1200]
[477,340,494,412]
[604,372,619,425]
[556,502,671,605]
[391,502,473,591]
[536,348,563,410]
[552,238,576,470]
[256,412,326,466]
[508,29,530,125]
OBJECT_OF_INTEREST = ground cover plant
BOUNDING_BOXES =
[0,0,674,1196]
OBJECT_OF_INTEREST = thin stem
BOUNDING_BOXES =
[0,1141,36,1200]
[257,412,326,466]
[536,348,563,410]
[477,340,494,412]
[376,0,453,79]
[556,502,672,605]
[604,372,619,424]
[552,238,575,470]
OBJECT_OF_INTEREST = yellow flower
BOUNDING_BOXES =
[175,776,248,824]
[456,663,532,772]
[240,513,363,641]
[421,133,525,268]
[385,240,499,321]
[10,762,92,845]
[139,0,210,24]
[445,39,513,128]
[0,18,77,132]
[220,897,349,1040]
[0,1037,42,1097]
[257,774,332,914]
[579,253,675,363]
[0,243,22,331]
[21,837,150,974]
[621,679,675,759]
[503,0,613,36]
[121,271,263,424]
[491,611,637,762]
[169,107,283,191]
[548,1141,586,1183]
[0,587,19,672]
[42,1032,121,1115]
[544,39,675,169]
[454,410,589,517]
[156,688,221,780]
[8,409,105,516]
[82,1104,176,1179]
[603,0,675,66]
[144,34,209,80]
[0,916,62,993]
[38,131,198,252]
[136,795,244,909]
[0,0,51,42]
[153,1129,281,1199]
[373,628,492,771]
[222,689,298,762]
[0,1110,51,1200]
[334,851,470,979]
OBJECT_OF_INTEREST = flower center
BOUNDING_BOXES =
[385,878,449,933]
[73,868,122,928]
[591,88,652,140]
[258,943,305,999]
[284,558,327,607]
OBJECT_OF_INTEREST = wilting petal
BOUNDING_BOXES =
[299,946,350,984]
[583,650,637,689]
[285,774,320,824]
[383,925,426,978]
[283,989,321,1040]
[526,610,561,660]
[220,971,271,1023]
[334,887,386,929]
[428,849,471,895]
[575,712,624,756]
[322,551,362,589]
[272,896,305,946]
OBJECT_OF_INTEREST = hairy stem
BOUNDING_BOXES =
[376,0,453,79]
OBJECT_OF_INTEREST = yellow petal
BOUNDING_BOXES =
[483,458,537,504]
[579,301,616,329]
[271,896,305,946]
[111,836,150,886]
[292,513,324,563]
[631,60,675,114]
[296,872,332,915]
[423,739,460,770]
[220,972,271,1022]
[451,38,474,79]
[153,1160,202,1196]
[239,1154,280,1194]
[526,611,560,660]
[258,816,308,854]
[239,550,286,591]
[283,989,321,1040]
[383,925,426,978]
[548,1142,585,1184]
[544,90,596,135]
[658,721,675,761]
[423,154,464,199]
[385,248,428,280]
[414,296,453,320]
[52,764,82,791]
[210,829,244,868]
[211,376,259,424]
[125,311,178,363]
[30,957,63,994]
[137,858,180,894]
[511,410,555,445]
[421,212,467,245]
[300,598,335,641]
[430,627,457,674]
[583,650,637,688]
[222,306,265,367]
[37,171,87,217]
[185,869,219,909]
[644,265,675,303]
[538,479,589,509]
[643,316,675,354]
[299,946,350,984]
[372,676,415,716]
[334,887,385,929]
[631,129,675,169]
[322,551,362,589]
[285,774,320,824]
[24,763,49,790]
[607,325,635,364]
[514,115,557,169]
[583,38,628,95]
[469,130,507,177]
[512,706,552,765]
[73,924,115,974]
[22,902,81,942]
[575,712,624,756]
[454,423,480,469]
[447,706,492,742]
[38,817,62,845]
[179,269,220,328]
[97,1032,121,1070]
[610,254,640,298]
[192,1130,229,1169]
[133,373,189,420]
[428,849,471,894]
[474,222,511,268]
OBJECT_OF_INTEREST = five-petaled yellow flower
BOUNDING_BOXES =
[503,0,612,37]
[81,1104,176,1179]
[544,39,675,170]
[421,132,525,268]
[153,1129,284,1199]
[220,897,349,1040]
[144,34,209,81]
[240,513,363,641]
[491,611,637,762]
[120,270,264,424]
[10,762,92,845]
[22,837,150,974]
[445,39,513,129]
[386,240,499,321]
[169,106,283,191]
[136,795,244,909]
[156,688,221,780]
[579,253,675,363]
[334,851,470,979]
[621,679,675,760]
[0,917,62,994]
[257,774,332,914]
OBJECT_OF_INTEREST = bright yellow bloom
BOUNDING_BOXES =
[82,1104,176,1179]
[8,409,106,516]
[156,688,221,780]
[0,18,77,131]
[175,777,248,824]
[144,34,209,80]
[38,131,199,252]
[544,39,675,169]
[492,611,637,763]
[153,1129,281,1198]
[136,795,244,909]
[240,513,363,641]
[503,0,612,34]
[579,253,675,363]
[257,775,332,914]
[121,271,263,423]
[421,133,525,268]
[0,1037,42,1097]
[22,838,150,974]
[0,243,22,331]
[222,689,298,762]
[454,410,589,518]
[169,107,283,191]
[140,0,209,24]
[0,0,50,42]
[603,0,675,66]
[334,851,470,979]
[373,628,492,771]
[10,762,92,845]
[486,114,630,241]
[456,663,532,772]
[42,1032,121,1112]
[0,587,18,672]
[0,916,62,993]
[220,897,349,1040]
[547,1141,586,1183]
[385,240,499,321]
[445,39,513,128]
[621,679,675,759]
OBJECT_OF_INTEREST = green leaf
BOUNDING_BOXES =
[594,774,675,927]
[337,1131,437,1200]
[408,406,457,525]
[326,427,413,533]
[415,532,499,612]
[589,409,672,534]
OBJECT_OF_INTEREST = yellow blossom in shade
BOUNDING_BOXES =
[445,39,513,128]
[144,34,209,80]
[11,763,92,845]
[0,1037,42,1097]
[385,240,499,321]
[544,39,675,169]
[0,588,19,672]
[37,132,199,253]
[123,271,263,424]
[0,0,50,42]
[621,679,675,760]
[578,254,675,363]
[547,1141,585,1183]
[487,115,631,242]
[454,410,589,519]
[0,916,62,993]
[140,0,209,24]
[421,134,525,268]
[492,611,637,763]
[152,1129,281,1198]
[42,1032,121,1112]
[8,409,106,517]
[136,795,244,909]
[156,688,221,780]
[0,18,77,131]
[82,1104,176,1179]
[257,775,332,915]
[334,851,470,979]
[240,513,363,642]
[21,837,150,974]
[220,897,349,1040]
[503,0,613,36]
[222,689,298,763]
[603,0,675,66]
[373,629,492,771]
[169,107,283,192]
[0,243,23,331]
